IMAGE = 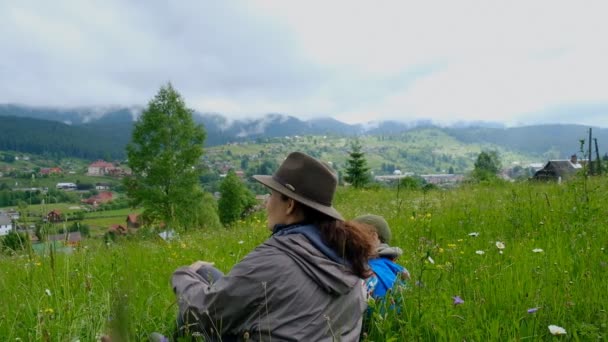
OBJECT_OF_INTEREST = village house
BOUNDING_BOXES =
[56,182,77,190]
[108,224,128,236]
[374,173,415,183]
[95,182,111,190]
[46,209,63,223]
[0,214,13,236]
[533,155,583,181]
[40,167,63,176]
[420,174,465,185]
[81,192,113,206]
[87,160,116,176]
[126,214,140,229]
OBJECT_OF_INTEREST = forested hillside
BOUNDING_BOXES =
[1,104,606,164]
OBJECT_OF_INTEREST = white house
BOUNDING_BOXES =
[0,214,13,236]
[56,182,77,190]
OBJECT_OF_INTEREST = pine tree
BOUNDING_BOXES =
[124,83,215,230]
[344,140,370,188]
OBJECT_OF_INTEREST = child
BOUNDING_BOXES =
[354,214,410,299]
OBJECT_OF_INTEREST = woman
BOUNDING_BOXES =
[171,152,375,341]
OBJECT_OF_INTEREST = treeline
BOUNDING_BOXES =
[0,116,129,160]
[0,188,80,207]
[444,125,608,157]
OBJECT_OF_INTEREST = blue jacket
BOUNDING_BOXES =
[366,257,407,299]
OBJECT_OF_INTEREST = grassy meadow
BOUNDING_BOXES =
[1,177,607,341]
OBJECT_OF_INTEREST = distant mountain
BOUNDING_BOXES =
[0,103,138,125]
[0,104,606,161]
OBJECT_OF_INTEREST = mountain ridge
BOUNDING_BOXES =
[1,104,606,162]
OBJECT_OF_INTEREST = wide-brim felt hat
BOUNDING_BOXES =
[253,152,344,221]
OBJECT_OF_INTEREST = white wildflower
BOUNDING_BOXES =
[532,248,544,253]
[427,256,435,264]
[476,250,485,255]
[495,241,505,250]
[238,240,244,244]
[468,232,479,237]
[45,289,52,297]
[548,325,567,335]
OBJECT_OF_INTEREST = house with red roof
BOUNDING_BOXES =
[47,209,62,223]
[108,224,128,236]
[126,214,140,229]
[40,167,63,176]
[87,160,115,176]
[81,192,113,206]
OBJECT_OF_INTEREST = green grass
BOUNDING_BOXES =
[1,178,607,340]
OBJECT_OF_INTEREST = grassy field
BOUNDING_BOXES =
[1,177,607,340]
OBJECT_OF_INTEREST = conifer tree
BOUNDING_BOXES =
[344,140,370,188]
[124,83,215,230]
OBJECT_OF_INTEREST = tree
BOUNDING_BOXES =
[344,140,370,188]
[218,170,256,226]
[124,83,212,230]
[472,150,502,181]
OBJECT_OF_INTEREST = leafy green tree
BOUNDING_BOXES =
[344,140,371,188]
[124,83,212,230]
[472,150,502,181]
[218,170,256,226]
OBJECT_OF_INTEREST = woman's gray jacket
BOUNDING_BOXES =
[172,228,366,341]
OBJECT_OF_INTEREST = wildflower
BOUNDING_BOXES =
[548,325,567,335]
[45,289,52,297]
[532,248,544,253]
[527,307,539,313]
[468,232,479,237]
[438,248,444,254]
[447,244,457,248]
[457,238,463,242]
[238,240,244,245]
[452,296,464,305]
[476,250,485,255]
[427,256,435,264]
[495,241,505,250]
[44,308,54,315]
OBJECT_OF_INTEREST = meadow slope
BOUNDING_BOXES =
[1,177,607,340]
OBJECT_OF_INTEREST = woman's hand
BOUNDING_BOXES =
[189,260,215,272]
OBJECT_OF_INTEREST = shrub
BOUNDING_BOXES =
[1,231,31,253]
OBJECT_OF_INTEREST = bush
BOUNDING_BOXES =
[68,222,90,237]
[1,231,31,253]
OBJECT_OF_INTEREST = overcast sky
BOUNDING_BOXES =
[1,1,607,126]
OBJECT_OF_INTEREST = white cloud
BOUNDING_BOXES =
[0,0,607,125]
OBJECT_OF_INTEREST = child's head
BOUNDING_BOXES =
[353,214,391,245]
